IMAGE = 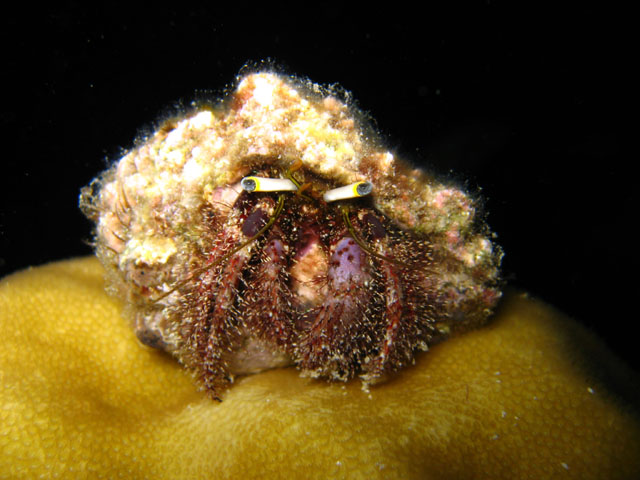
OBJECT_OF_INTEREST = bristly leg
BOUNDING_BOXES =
[296,234,381,380]
[181,250,245,398]
[239,228,297,351]
[355,211,439,380]
[179,199,263,398]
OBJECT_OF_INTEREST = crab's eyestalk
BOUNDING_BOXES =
[323,181,373,203]
[241,176,298,193]
[340,205,406,268]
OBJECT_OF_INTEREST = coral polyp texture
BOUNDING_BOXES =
[81,72,502,399]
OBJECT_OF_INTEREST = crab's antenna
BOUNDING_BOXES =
[283,159,313,200]
[340,204,406,268]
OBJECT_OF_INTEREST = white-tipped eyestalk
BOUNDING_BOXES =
[323,181,373,203]
[241,176,298,193]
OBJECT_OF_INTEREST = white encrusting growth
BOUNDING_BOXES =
[323,181,373,203]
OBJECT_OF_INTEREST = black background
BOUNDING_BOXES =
[2,5,636,369]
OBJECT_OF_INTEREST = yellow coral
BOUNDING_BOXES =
[1,257,639,479]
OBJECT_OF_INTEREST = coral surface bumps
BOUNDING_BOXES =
[1,258,639,479]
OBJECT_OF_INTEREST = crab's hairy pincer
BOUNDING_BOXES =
[80,71,502,399]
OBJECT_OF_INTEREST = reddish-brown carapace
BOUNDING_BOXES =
[80,71,502,400]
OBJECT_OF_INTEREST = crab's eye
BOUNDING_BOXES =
[241,176,298,193]
[323,181,373,203]
[241,208,269,237]
[364,213,386,239]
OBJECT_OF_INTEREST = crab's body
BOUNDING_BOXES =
[81,72,502,399]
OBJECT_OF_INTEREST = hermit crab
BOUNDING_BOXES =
[80,71,502,400]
